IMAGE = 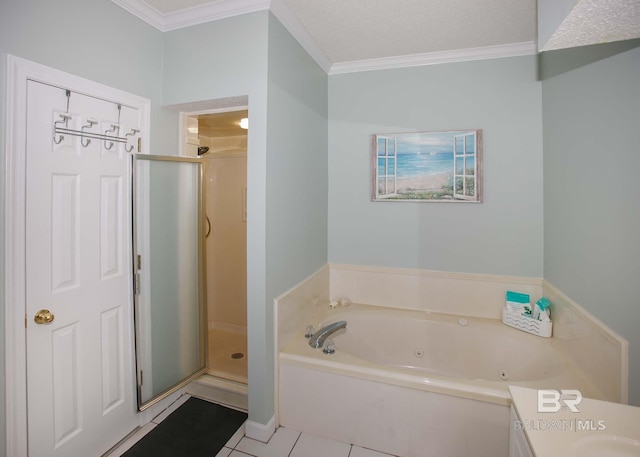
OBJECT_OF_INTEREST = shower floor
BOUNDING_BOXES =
[207,328,248,384]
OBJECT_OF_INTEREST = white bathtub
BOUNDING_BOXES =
[278,304,602,457]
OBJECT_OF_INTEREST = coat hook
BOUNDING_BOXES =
[52,113,72,145]
[80,118,98,147]
[104,123,119,150]
[124,128,140,153]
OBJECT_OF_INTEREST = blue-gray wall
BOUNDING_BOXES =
[265,12,329,419]
[162,11,274,425]
[541,40,640,406]
[0,2,166,454]
[162,12,329,425]
[0,0,172,153]
[0,2,327,439]
[328,56,544,277]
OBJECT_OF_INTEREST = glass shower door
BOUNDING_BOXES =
[132,154,207,410]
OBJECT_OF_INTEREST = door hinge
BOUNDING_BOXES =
[140,370,143,386]
[134,273,141,295]
[137,137,142,153]
[25,314,27,328]
[137,254,142,270]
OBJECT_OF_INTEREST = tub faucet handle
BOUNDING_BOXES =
[305,325,314,338]
[323,339,335,355]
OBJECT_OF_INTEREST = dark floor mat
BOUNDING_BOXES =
[123,397,247,457]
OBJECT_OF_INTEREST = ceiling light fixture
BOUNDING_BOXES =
[239,117,248,130]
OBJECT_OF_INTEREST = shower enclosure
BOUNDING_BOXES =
[132,107,249,411]
[192,110,249,387]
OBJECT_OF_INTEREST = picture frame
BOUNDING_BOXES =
[372,129,483,202]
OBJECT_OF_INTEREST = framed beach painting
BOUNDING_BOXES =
[372,129,483,202]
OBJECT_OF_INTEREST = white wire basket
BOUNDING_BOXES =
[502,306,552,338]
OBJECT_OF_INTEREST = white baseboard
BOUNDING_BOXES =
[244,415,276,443]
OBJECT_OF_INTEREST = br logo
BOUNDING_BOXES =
[537,389,582,413]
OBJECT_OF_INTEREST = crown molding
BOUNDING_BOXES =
[329,41,538,75]
[110,0,332,71]
[111,0,166,29]
[162,0,271,31]
[111,0,270,32]
[110,1,537,75]
[270,0,332,73]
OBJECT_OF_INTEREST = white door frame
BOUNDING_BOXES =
[3,55,150,457]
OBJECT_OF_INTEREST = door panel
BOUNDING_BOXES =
[51,173,80,292]
[100,175,124,279]
[101,305,125,414]
[25,80,138,457]
[51,323,81,448]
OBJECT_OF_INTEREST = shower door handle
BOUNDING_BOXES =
[205,215,211,238]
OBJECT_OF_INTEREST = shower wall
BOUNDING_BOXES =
[204,153,248,332]
[200,134,248,153]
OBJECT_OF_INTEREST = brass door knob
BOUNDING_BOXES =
[34,309,55,325]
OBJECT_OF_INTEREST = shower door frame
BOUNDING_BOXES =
[132,154,209,411]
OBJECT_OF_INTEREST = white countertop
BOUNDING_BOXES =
[509,385,640,456]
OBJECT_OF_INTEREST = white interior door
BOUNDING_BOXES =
[25,80,138,457]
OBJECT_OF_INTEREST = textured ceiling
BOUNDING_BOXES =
[136,0,537,63]
[542,0,640,51]
[119,0,640,68]
[282,0,537,63]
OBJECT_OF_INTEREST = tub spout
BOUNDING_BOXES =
[308,321,347,349]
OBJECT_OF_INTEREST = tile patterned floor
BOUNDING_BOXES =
[217,424,396,457]
[109,395,396,457]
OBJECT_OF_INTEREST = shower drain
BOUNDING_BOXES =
[230,352,245,360]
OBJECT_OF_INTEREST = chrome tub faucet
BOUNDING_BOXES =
[308,321,347,349]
